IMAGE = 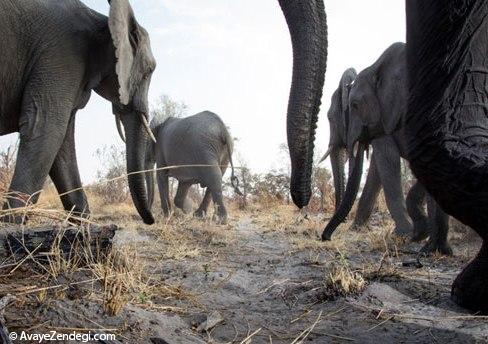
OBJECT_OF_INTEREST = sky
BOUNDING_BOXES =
[0,0,406,183]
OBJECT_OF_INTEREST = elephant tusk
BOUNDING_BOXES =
[319,146,332,163]
[352,141,360,159]
[140,113,156,143]
[115,113,126,143]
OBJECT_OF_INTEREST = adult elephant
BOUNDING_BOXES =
[405,1,488,312]
[322,43,414,240]
[322,67,409,233]
[144,111,240,224]
[321,43,452,255]
[0,0,156,224]
[321,68,357,211]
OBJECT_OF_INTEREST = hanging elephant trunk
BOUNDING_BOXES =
[120,113,155,225]
[330,148,346,209]
[278,0,328,208]
[322,142,366,241]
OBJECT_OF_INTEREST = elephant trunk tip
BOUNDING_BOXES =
[143,214,155,225]
[291,190,309,209]
[321,230,332,241]
[291,172,312,208]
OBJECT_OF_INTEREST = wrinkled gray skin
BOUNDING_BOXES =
[405,0,488,312]
[145,111,236,224]
[323,67,384,230]
[323,42,452,255]
[0,0,156,224]
[277,0,327,209]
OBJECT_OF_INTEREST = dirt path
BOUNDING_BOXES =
[4,210,487,343]
[136,214,488,343]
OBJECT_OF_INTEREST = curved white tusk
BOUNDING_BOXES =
[115,113,126,143]
[352,141,360,159]
[140,113,157,143]
[319,146,332,163]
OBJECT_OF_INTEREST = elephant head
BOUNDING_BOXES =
[320,68,357,209]
[278,0,328,209]
[322,42,406,240]
[95,0,156,224]
[347,43,406,155]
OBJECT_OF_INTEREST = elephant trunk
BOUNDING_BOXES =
[121,113,155,225]
[330,148,346,210]
[278,0,328,208]
[322,143,366,241]
[144,139,156,210]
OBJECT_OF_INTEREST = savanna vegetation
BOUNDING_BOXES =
[0,96,483,343]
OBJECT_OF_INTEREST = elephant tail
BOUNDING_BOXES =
[223,129,243,196]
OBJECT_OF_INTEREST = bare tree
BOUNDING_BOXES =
[234,152,253,209]
[150,94,188,126]
[0,143,18,193]
[94,145,129,203]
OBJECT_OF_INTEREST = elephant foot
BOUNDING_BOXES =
[419,239,453,256]
[0,213,26,224]
[393,224,413,237]
[63,205,90,222]
[349,222,365,232]
[194,209,206,218]
[411,220,429,242]
[1,197,31,224]
[212,214,228,225]
[451,243,488,313]
[65,212,90,225]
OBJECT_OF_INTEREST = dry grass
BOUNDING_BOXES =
[366,226,408,254]
[323,250,366,297]
[91,248,148,316]
[0,159,478,341]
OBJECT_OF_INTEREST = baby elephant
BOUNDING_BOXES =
[145,111,240,224]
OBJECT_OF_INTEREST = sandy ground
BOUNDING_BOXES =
[2,204,488,343]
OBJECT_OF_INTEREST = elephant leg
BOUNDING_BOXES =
[372,136,413,237]
[174,181,192,214]
[406,181,429,242]
[49,113,89,218]
[202,167,227,224]
[2,97,72,223]
[352,151,381,230]
[420,196,452,256]
[451,241,488,312]
[211,187,227,225]
[194,188,212,218]
[157,170,171,217]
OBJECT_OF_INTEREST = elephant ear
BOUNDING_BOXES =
[377,43,406,135]
[340,68,357,140]
[378,68,405,135]
[108,0,138,105]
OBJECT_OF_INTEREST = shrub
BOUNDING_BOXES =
[0,143,17,194]
[93,145,130,204]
